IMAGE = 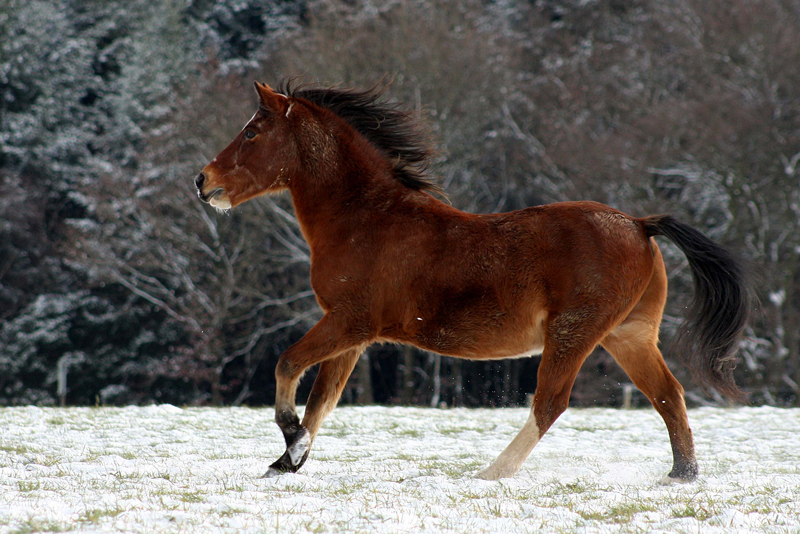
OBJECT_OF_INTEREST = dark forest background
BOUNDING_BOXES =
[2,0,799,408]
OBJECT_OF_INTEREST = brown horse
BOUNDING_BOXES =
[195,81,749,482]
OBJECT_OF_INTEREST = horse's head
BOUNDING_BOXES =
[195,82,299,209]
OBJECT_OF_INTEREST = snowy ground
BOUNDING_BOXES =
[1,406,799,534]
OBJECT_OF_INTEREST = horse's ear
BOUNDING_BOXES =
[254,81,288,114]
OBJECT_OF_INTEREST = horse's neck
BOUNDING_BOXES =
[289,155,404,246]
[288,123,443,247]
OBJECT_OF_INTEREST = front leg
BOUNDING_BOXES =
[263,315,365,477]
[264,410,312,476]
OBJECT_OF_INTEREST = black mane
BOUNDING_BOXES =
[278,80,442,196]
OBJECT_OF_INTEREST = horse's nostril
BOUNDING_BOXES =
[195,172,206,190]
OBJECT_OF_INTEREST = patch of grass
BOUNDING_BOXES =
[437,427,466,436]
[496,484,537,501]
[395,428,423,438]
[568,425,606,432]
[110,470,141,482]
[17,480,41,492]
[440,461,480,478]
[217,504,246,517]
[220,478,247,492]
[578,501,657,524]
[325,428,351,439]
[329,479,368,496]
[178,490,205,503]
[204,451,233,460]
[562,480,594,495]
[38,455,63,467]
[671,501,715,521]
[77,507,124,525]
[8,518,71,534]
[296,518,330,533]
[469,500,504,518]
[82,449,104,462]
[541,480,601,499]
[154,494,180,511]
[0,443,34,455]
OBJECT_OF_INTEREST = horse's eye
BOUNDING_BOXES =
[244,129,256,140]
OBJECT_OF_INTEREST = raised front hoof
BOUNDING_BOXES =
[262,428,312,478]
[659,462,699,485]
[261,452,304,478]
[261,467,287,479]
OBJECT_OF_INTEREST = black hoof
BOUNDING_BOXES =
[262,467,283,478]
[261,450,298,478]
[664,461,698,484]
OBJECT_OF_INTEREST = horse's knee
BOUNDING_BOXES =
[275,356,297,381]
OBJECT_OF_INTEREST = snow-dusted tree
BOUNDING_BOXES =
[5,0,800,407]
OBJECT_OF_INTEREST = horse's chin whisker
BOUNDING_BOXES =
[209,197,232,211]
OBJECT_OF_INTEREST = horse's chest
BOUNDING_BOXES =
[308,258,370,313]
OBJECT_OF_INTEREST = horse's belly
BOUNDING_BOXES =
[463,337,545,361]
[423,308,548,361]
[502,347,545,359]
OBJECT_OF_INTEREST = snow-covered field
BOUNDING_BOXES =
[1,406,798,534]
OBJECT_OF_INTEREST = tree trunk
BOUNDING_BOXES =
[210,367,223,406]
[452,357,463,407]
[786,274,800,405]
[401,346,415,404]
[430,352,441,407]
[502,359,512,407]
[355,352,374,405]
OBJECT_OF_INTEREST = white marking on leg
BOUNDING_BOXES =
[477,408,540,480]
[288,429,311,466]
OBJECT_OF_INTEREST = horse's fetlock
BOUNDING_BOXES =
[275,409,300,429]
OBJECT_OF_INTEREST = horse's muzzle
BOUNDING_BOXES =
[195,172,223,203]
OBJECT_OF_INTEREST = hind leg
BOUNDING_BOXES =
[302,349,363,436]
[601,249,698,482]
[602,328,697,481]
[478,328,597,480]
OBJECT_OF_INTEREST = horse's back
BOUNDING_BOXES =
[506,201,658,333]
[501,201,656,286]
[373,199,659,358]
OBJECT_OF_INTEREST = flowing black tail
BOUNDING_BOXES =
[643,215,751,401]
